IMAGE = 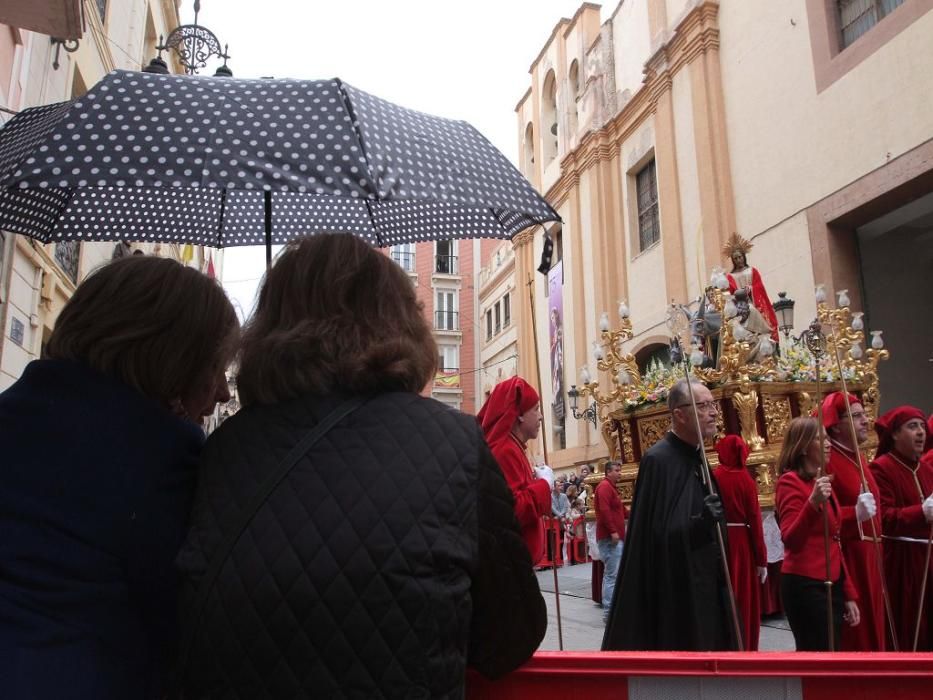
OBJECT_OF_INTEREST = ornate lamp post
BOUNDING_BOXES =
[567,384,598,428]
[772,291,796,340]
[143,1,232,77]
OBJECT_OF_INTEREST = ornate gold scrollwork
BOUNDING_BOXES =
[732,385,765,451]
[620,419,635,463]
[637,414,670,454]
[763,395,792,443]
[796,391,814,418]
[601,418,621,462]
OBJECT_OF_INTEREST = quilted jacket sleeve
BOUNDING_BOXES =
[467,439,547,678]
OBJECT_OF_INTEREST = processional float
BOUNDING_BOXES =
[571,262,892,650]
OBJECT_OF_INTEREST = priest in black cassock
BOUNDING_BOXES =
[602,379,734,651]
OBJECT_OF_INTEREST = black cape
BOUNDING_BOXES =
[601,431,735,650]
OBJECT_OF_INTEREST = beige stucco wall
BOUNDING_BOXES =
[671,67,704,298]
[720,0,933,265]
[611,0,651,99]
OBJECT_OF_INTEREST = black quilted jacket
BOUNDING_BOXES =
[175,392,546,699]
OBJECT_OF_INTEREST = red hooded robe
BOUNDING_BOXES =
[714,435,767,650]
[869,405,933,650]
[478,377,551,562]
[821,392,887,651]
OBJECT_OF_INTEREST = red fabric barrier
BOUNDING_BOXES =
[467,651,933,699]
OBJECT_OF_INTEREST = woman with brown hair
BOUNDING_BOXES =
[176,233,546,699]
[775,417,860,650]
[0,255,238,700]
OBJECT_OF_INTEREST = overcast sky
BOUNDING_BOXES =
[179,0,596,320]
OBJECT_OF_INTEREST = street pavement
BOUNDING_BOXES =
[534,561,794,651]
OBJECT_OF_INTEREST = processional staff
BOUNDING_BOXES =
[802,320,837,651]
[821,307,899,650]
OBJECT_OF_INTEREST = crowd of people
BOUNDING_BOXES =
[598,379,933,654]
[1,232,931,699]
[0,235,546,700]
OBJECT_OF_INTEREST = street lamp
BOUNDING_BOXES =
[567,385,598,429]
[143,1,232,77]
[772,291,796,340]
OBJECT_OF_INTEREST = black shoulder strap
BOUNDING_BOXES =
[174,396,367,690]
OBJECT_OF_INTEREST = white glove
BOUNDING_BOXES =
[534,465,555,490]
[855,492,877,523]
[922,494,933,523]
[757,567,768,584]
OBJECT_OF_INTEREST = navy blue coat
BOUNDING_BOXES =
[0,359,205,700]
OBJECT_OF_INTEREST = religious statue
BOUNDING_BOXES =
[723,233,779,362]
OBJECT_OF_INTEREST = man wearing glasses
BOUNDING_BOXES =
[602,379,732,651]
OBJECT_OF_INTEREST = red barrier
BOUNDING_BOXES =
[467,651,933,699]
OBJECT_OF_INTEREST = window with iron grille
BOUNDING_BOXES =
[486,309,493,340]
[636,159,660,251]
[96,0,107,21]
[503,293,510,327]
[837,0,905,49]
[389,243,415,272]
[494,302,501,335]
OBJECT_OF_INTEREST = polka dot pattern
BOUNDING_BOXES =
[0,69,560,247]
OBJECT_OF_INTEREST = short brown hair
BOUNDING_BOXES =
[45,255,238,406]
[777,417,820,475]
[237,233,437,405]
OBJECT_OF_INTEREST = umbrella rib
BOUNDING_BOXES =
[334,81,380,201]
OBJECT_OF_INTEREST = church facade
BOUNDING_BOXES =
[513,0,933,469]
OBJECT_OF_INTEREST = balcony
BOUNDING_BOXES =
[390,250,415,272]
[434,368,460,389]
[435,254,458,275]
[434,311,459,331]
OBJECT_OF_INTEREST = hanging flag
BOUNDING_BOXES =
[206,254,216,280]
[181,243,194,264]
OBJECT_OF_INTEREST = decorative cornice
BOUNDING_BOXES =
[511,228,535,249]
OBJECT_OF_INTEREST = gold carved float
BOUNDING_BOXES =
[580,290,888,510]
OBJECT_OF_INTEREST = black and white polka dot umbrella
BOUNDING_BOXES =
[0,70,559,248]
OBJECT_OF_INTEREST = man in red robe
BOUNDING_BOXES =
[594,461,628,624]
[821,391,886,650]
[478,377,553,562]
[714,435,768,650]
[870,406,933,650]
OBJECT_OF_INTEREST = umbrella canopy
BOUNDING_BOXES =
[0,70,559,248]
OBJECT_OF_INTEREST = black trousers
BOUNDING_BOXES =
[781,572,844,651]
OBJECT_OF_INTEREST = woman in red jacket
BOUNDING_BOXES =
[775,417,860,650]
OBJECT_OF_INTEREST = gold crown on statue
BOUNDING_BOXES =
[722,232,754,259]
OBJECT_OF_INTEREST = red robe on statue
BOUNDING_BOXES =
[826,444,887,651]
[871,436,933,651]
[714,436,767,650]
[727,266,779,342]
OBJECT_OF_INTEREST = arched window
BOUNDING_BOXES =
[523,122,535,175]
[541,70,558,166]
[567,60,580,137]
[635,343,671,374]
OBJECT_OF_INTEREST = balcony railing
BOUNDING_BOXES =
[435,254,458,275]
[434,310,459,331]
[390,250,415,272]
[434,368,460,389]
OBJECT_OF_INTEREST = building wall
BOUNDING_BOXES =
[403,238,479,414]
[512,0,933,467]
[478,240,518,408]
